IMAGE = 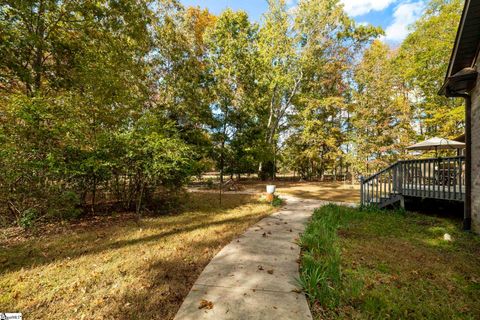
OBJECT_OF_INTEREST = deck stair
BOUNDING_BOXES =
[361,157,465,208]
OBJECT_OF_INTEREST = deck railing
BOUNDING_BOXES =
[361,156,465,206]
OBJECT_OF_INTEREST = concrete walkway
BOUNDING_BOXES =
[174,195,327,320]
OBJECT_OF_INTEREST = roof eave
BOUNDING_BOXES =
[443,0,472,83]
[440,67,478,97]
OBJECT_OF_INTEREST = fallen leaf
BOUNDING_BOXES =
[267,269,274,274]
[199,299,214,310]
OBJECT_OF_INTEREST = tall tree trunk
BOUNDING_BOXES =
[33,0,46,93]
[136,180,145,215]
[273,140,277,181]
[91,175,96,214]
[220,147,224,185]
[260,74,303,177]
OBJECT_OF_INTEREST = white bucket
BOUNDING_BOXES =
[266,185,276,194]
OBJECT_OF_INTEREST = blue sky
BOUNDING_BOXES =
[180,0,428,44]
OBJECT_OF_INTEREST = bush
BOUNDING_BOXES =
[206,178,215,189]
[19,208,38,229]
[0,98,198,225]
[47,191,83,220]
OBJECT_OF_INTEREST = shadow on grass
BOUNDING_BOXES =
[105,238,224,320]
[0,194,263,275]
[105,219,303,320]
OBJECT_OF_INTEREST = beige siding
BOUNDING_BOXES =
[471,61,480,234]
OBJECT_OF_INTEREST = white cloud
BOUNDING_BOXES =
[340,0,397,16]
[383,1,425,42]
[288,5,298,15]
[286,0,298,16]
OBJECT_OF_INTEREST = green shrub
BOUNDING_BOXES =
[19,208,38,229]
[206,178,215,189]
[271,195,283,207]
[47,191,82,220]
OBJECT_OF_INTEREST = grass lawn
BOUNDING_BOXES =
[276,182,359,203]
[0,193,275,319]
[205,179,360,203]
[299,205,480,319]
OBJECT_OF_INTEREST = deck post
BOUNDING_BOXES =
[398,162,403,195]
[392,165,397,194]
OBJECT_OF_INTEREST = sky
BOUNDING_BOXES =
[180,0,428,44]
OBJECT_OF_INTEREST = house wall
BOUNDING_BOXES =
[471,60,480,234]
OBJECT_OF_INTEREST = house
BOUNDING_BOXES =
[440,0,480,234]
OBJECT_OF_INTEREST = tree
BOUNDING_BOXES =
[396,0,463,138]
[0,0,201,224]
[204,9,260,183]
[257,0,299,179]
[152,6,217,177]
[277,0,380,180]
[352,40,414,174]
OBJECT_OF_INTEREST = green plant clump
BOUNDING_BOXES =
[19,208,38,229]
[299,204,343,308]
[271,195,283,207]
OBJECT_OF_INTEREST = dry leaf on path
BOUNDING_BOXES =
[199,299,214,310]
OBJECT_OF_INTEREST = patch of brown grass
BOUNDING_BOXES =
[0,193,275,319]
[277,182,359,203]
[236,180,360,203]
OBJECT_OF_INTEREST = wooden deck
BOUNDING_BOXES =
[402,184,465,201]
[361,156,465,207]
